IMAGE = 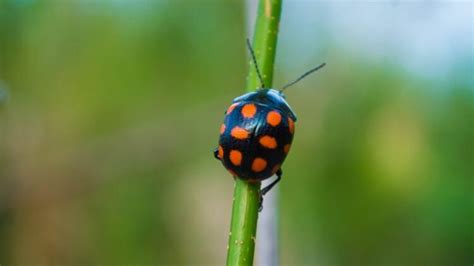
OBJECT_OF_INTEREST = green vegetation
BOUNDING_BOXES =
[0,1,472,265]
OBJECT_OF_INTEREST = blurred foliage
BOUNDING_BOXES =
[0,1,472,265]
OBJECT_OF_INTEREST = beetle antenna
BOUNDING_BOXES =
[246,38,265,88]
[279,62,326,92]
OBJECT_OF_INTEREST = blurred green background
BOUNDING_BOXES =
[0,1,472,265]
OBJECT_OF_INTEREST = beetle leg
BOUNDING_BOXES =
[258,193,264,212]
[258,168,282,211]
[213,148,220,161]
[261,168,282,195]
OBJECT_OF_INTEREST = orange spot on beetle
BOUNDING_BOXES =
[284,144,291,154]
[288,117,295,134]
[252,158,267,172]
[241,104,257,118]
[259,135,277,149]
[218,145,224,159]
[231,127,249,139]
[227,169,238,177]
[271,164,280,175]
[266,111,281,126]
[226,103,239,115]
[229,150,242,166]
[220,124,226,134]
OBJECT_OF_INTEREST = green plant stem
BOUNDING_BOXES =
[226,0,282,265]
[246,0,282,91]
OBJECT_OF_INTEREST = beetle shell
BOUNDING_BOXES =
[217,89,296,181]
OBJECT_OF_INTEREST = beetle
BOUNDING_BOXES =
[214,39,325,209]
